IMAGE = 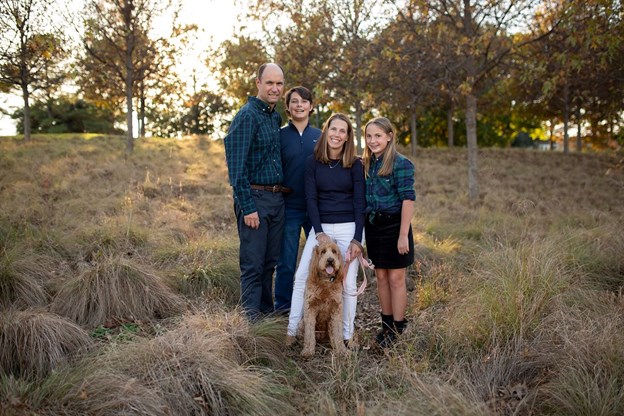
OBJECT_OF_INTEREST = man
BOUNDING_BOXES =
[224,63,287,320]
[274,86,321,313]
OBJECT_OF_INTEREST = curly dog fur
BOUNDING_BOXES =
[301,241,348,357]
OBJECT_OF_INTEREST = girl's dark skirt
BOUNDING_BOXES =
[365,212,414,269]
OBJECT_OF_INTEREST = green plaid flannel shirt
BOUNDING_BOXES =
[366,153,415,217]
[225,96,283,215]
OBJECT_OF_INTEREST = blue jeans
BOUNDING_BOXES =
[274,207,310,311]
[234,189,284,319]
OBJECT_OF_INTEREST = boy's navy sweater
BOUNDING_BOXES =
[304,155,366,242]
[280,121,321,210]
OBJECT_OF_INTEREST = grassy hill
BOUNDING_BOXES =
[1,134,623,415]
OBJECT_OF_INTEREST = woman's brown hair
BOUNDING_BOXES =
[314,113,356,168]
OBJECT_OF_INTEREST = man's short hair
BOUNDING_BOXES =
[257,63,285,80]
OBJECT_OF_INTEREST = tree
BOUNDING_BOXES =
[390,0,549,203]
[180,72,231,136]
[370,13,456,155]
[517,0,623,152]
[214,34,269,109]
[80,0,180,153]
[0,0,67,141]
[11,94,120,134]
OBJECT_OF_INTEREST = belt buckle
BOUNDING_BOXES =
[272,185,279,193]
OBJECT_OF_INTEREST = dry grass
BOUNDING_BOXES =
[532,294,624,415]
[1,135,623,415]
[0,309,93,379]
[50,251,186,327]
[0,364,169,415]
[96,310,297,416]
[443,234,583,349]
[163,239,241,304]
[0,250,48,310]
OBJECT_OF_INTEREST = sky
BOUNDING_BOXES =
[0,0,248,136]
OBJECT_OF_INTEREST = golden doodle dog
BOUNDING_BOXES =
[300,241,348,358]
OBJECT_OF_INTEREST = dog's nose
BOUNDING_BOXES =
[327,258,334,265]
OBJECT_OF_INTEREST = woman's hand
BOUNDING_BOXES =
[316,232,331,245]
[346,239,362,263]
[397,234,409,255]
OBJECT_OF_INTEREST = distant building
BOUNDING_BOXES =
[511,132,558,150]
[511,132,533,148]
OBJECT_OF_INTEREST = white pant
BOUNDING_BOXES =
[287,222,362,340]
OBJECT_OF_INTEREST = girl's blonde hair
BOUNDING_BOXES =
[314,113,356,168]
[363,117,397,177]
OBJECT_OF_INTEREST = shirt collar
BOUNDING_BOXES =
[249,96,275,113]
[287,120,310,132]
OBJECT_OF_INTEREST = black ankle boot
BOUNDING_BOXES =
[375,313,393,345]
[393,319,407,335]
[378,319,408,349]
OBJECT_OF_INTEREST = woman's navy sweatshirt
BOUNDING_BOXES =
[304,155,366,242]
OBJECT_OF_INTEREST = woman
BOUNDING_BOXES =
[286,113,366,348]
[363,116,415,348]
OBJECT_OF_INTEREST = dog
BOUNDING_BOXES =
[300,241,348,358]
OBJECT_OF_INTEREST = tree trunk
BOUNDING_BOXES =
[410,108,417,157]
[124,0,135,154]
[124,58,134,152]
[562,83,569,154]
[463,1,479,204]
[549,120,555,150]
[139,87,146,138]
[447,101,454,147]
[125,78,134,153]
[21,85,32,141]
[576,106,582,152]
[315,105,321,129]
[466,93,478,203]
[354,101,363,154]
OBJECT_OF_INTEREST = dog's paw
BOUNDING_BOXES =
[334,346,350,356]
[344,338,360,352]
[301,348,315,358]
[285,335,297,347]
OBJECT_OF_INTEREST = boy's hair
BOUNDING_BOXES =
[285,86,314,117]
[314,113,356,168]
[363,117,398,177]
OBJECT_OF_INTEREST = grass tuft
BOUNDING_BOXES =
[0,309,92,379]
[0,363,169,415]
[97,310,297,415]
[534,303,624,415]
[0,250,48,310]
[50,252,185,327]
[443,234,581,349]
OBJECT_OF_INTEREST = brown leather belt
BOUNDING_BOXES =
[250,184,292,194]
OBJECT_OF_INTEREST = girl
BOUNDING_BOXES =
[363,117,415,348]
[287,113,366,348]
